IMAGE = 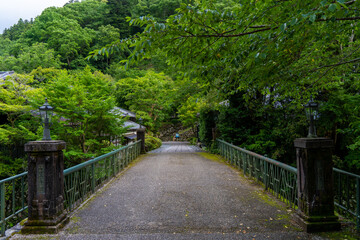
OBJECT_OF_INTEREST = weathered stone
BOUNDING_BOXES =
[136,128,146,154]
[157,123,196,141]
[22,140,69,234]
[294,137,341,233]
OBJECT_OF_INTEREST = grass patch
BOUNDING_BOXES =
[317,230,359,240]
[197,152,226,163]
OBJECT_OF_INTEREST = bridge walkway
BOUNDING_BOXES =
[11,142,325,239]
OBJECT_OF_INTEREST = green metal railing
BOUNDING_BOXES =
[333,168,360,230]
[63,140,141,211]
[0,172,28,236]
[217,139,298,208]
[217,139,360,231]
[0,140,141,237]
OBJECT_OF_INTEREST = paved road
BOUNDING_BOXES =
[149,141,203,153]
[12,143,326,240]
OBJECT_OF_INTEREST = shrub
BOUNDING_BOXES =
[145,135,162,152]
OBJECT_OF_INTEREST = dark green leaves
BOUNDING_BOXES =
[328,4,337,12]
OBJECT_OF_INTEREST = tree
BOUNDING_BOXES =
[2,18,33,41]
[106,0,132,37]
[120,1,359,101]
[0,74,43,138]
[43,67,126,165]
[131,0,183,20]
[115,70,176,132]
[177,96,203,129]
[59,0,109,30]
[25,7,96,68]
[0,43,62,73]
[0,74,44,178]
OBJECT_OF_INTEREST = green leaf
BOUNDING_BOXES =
[328,4,337,12]
[336,1,348,9]
[309,14,316,23]
[280,23,287,32]
[320,0,328,6]
[290,18,298,26]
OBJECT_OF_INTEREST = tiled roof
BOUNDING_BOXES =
[124,120,141,130]
[111,107,136,118]
[0,71,14,80]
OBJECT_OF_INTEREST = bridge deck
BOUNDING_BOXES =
[12,142,324,239]
[149,141,204,153]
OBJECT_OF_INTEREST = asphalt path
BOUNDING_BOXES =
[11,143,326,240]
[149,141,204,153]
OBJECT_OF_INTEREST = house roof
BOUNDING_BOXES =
[124,134,137,140]
[112,107,136,118]
[124,120,142,130]
[0,71,14,80]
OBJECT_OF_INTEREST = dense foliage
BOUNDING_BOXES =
[0,68,129,178]
[115,70,176,132]
[1,0,360,178]
[115,0,360,171]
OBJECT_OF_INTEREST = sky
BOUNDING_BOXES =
[0,0,70,34]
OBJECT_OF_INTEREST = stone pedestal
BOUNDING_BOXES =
[137,128,146,154]
[22,140,69,234]
[294,138,341,232]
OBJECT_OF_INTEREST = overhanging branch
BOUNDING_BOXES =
[312,57,360,71]
[176,27,273,39]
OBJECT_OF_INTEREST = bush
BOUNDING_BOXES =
[145,135,162,152]
[199,107,217,147]
[189,137,197,145]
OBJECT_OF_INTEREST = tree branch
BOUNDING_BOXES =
[176,27,272,39]
[312,57,360,71]
[317,16,360,22]
[249,25,270,28]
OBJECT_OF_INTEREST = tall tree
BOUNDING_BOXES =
[106,0,132,37]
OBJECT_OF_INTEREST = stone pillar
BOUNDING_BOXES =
[22,140,69,234]
[294,138,341,232]
[137,128,146,154]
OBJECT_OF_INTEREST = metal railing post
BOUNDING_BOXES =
[264,161,268,190]
[1,183,5,237]
[91,163,95,193]
[357,177,360,231]
[112,155,116,177]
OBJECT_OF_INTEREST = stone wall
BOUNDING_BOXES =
[158,124,196,141]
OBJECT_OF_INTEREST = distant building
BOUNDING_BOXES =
[111,107,144,144]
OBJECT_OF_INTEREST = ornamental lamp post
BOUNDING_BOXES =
[304,96,318,138]
[23,98,68,234]
[39,98,54,141]
[294,95,340,232]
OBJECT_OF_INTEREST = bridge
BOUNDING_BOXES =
[1,140,360,239]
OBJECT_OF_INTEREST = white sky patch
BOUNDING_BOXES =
[0,0,70,34]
